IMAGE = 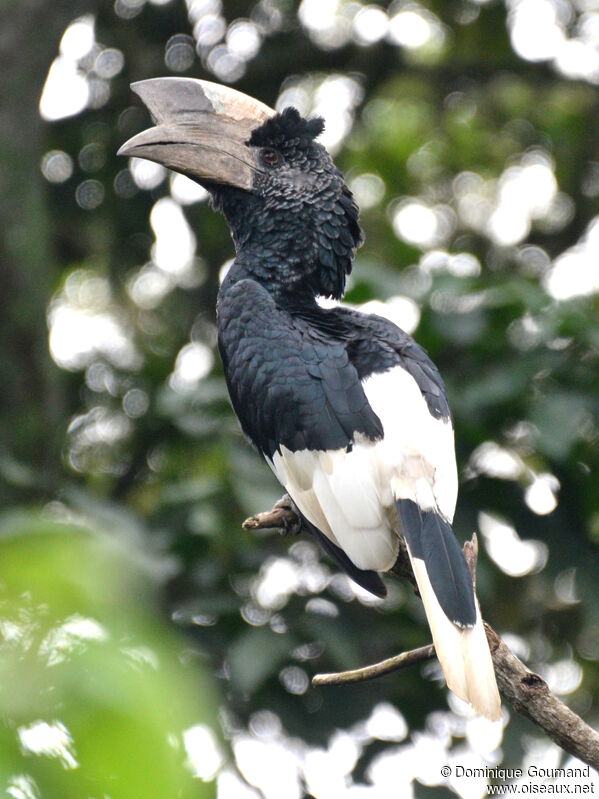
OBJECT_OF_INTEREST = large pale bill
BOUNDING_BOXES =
[118,78,276,190]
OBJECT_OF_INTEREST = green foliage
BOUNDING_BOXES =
[0,512,217,799]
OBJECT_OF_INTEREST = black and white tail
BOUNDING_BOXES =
[396,498,502,721]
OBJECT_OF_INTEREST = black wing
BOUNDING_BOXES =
[217,278,383,459]
[218,278,386,595]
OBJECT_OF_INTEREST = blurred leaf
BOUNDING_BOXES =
[530,391,592,460]
[228,626,296,694]
[0,512,217,799]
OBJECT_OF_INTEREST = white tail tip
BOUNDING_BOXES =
[411,555,502,721]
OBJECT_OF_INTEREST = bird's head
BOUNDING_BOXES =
[119,78,363,299]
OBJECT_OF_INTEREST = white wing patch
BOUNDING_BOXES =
[362,367,458,521]
[267,364,456,573]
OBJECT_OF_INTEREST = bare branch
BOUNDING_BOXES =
[486,624,599,770]
[243,495,599,771]
[312,644,435,686]
[463,533,478,586]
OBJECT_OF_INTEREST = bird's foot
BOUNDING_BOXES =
[242,494,303,536]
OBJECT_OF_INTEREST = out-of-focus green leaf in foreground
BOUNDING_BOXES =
[0,512,218,799]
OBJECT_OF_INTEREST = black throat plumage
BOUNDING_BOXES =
[211,108,363,303]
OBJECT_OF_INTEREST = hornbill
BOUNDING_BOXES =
[119,78,502,720]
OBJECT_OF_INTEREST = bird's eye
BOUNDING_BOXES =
[260,148,280,166]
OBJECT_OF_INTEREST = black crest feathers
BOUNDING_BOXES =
[249,107,325,148]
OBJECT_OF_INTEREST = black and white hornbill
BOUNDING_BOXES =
[119,78,501,720]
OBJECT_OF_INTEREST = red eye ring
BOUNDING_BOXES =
[261,148,280,166]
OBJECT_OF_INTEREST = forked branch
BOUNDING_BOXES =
[243,495,599,771]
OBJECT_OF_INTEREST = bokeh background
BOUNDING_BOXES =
[3,0,599,796]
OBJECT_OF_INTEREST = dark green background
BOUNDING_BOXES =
[2,0,599,796]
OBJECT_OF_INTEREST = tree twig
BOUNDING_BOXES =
[312,644,435,686]
[243,495,599,771]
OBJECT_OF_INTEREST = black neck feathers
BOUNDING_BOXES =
[212,108,363,302]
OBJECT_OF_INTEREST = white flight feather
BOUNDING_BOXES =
[270,444,398,570]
